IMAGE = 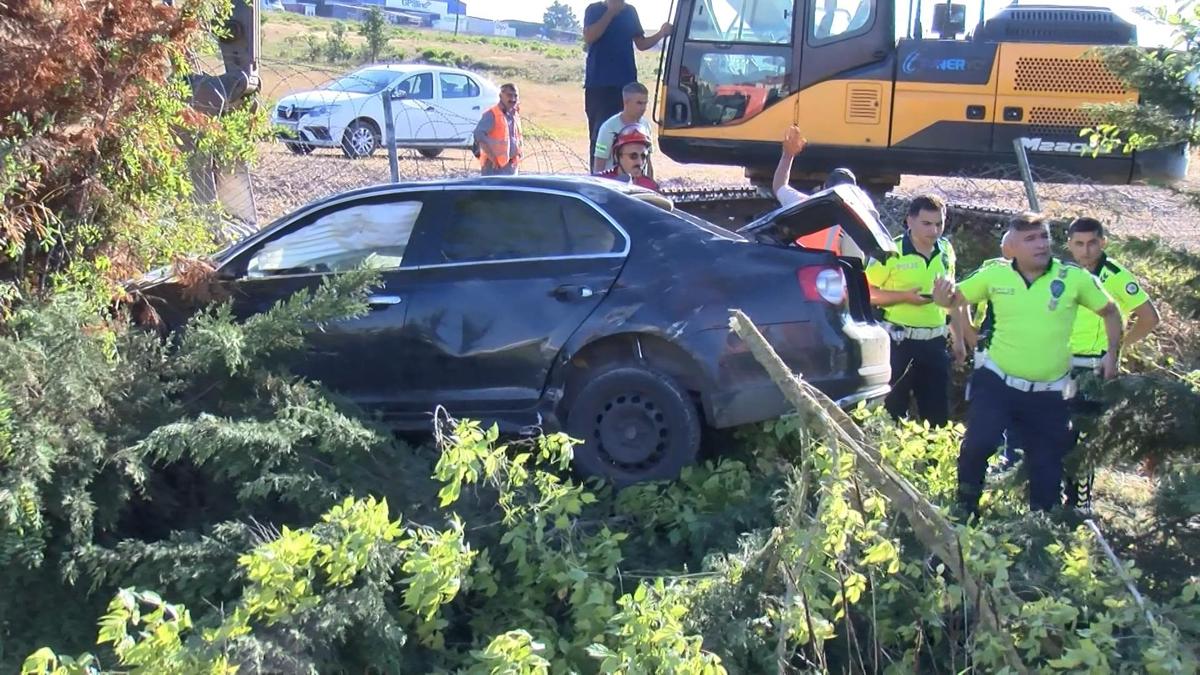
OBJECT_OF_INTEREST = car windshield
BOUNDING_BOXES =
[326,69,399,94]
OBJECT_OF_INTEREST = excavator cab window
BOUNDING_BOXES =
[811,0,874,43]
[674,0,796,127]
[687,0,795,44]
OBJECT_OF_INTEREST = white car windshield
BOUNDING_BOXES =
[327,70,399,94]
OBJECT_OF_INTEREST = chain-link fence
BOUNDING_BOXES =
[244,57,1200,250]
[249,58,595,223]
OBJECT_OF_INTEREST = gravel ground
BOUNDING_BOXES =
[250,140,1200,250]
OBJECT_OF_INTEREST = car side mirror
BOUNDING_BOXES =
[391,89,408,100]
[932,2,967,38]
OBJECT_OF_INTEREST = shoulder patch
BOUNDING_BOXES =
[1125,281,1140,295]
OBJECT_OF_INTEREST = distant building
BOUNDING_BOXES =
[320,0,425,25]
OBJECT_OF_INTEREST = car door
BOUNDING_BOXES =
[215,188,442,410]
[433,71,485,142]
[391,72,437,143]
[397,186,629,420]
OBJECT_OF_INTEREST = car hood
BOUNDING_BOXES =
[736,184,897,261]
[277,89,372,108]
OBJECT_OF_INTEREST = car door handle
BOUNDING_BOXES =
[367,294,403,307]
[424,106,435,112]
[472,105,481,110]
[552,285,594,301]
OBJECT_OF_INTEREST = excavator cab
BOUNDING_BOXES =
[658,1,1189,192]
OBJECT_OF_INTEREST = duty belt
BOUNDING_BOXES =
[884,322,949,342]
[978,355,1073,396]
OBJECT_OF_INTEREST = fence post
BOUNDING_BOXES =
[381,86,400,183]
[1013,137,1040,212]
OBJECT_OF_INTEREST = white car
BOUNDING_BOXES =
[272,64,500,159]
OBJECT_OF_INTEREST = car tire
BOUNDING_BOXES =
[341,120,379,159]
[418,148,443,159]
[285,141,315,155]
[565,364,701,487]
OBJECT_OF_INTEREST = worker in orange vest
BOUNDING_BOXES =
[473,83,522,176]
[771,125,851,254]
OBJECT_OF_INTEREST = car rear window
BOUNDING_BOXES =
[437,191,623,263]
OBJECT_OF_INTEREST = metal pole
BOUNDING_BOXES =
[1013,137,1040,212]
[381,86,400,183]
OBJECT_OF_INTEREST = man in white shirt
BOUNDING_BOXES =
[592,82,654,177]
[771,125,862,256]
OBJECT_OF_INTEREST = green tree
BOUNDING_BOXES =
[1084,4,1199,192]
[359,7,389,63]
[543,0,581,33]
[324,22,353,62]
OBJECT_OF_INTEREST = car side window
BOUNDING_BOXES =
[245,198,425,277]
[398,73,434,100]
[437,191,621,263]
[439,73,480,99]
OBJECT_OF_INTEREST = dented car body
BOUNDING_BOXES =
[137,176,893,484]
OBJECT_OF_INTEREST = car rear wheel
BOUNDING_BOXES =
[418,148,443,159]
[285,141,315,155]
[565,365,701,487]
[341,121,379,159]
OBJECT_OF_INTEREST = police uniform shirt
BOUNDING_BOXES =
[865,234,956,328]
[958,258,1113,382]
[1069,253,1150,357]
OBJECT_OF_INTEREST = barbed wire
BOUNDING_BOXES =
[237,57,1200,248]
[249,58,594,224]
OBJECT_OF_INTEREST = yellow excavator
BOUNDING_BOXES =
[656,0,1190,193]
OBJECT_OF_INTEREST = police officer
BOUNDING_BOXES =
[866,195,966,427]
[932,213,1123,518]
[1062,217,1160,505]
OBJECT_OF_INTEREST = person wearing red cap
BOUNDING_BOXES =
[597,124,661,192]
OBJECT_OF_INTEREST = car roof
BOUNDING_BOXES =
[353,63,493,78]
[301,174,654,205]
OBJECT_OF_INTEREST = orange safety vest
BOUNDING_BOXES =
[795,225,843,255]
[479,105,522,169]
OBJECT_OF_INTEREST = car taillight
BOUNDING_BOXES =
[797,266,846,305]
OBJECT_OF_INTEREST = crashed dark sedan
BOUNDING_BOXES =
[135,176,894,485]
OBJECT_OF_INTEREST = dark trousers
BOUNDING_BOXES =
[884,336,950,427]
[585,86,624,164]
[1064,366,1105,507]
[958,369,1072,513]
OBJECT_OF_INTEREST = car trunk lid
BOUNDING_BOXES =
[735,185,897,262]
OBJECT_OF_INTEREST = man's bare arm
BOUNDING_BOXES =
[584,6,621,44]
[1124,300,1160,347]
[1098,302,1124,379]
[634,26,671,50]
[870,286,930,307]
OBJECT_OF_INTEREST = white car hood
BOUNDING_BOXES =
[276,89,372,109]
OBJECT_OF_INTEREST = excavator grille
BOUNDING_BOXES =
[846,84,881,124]
[1014,57,1128,95]
[1028,106,1100,136]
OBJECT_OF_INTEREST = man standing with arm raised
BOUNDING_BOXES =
[932,214,1123,520]
[583,0,672,161]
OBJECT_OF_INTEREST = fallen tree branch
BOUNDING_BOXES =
[728,309,1030,675]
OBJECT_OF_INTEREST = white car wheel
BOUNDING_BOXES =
[341,121,379,159]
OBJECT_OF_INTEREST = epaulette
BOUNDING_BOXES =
[1102,259,1122,274]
